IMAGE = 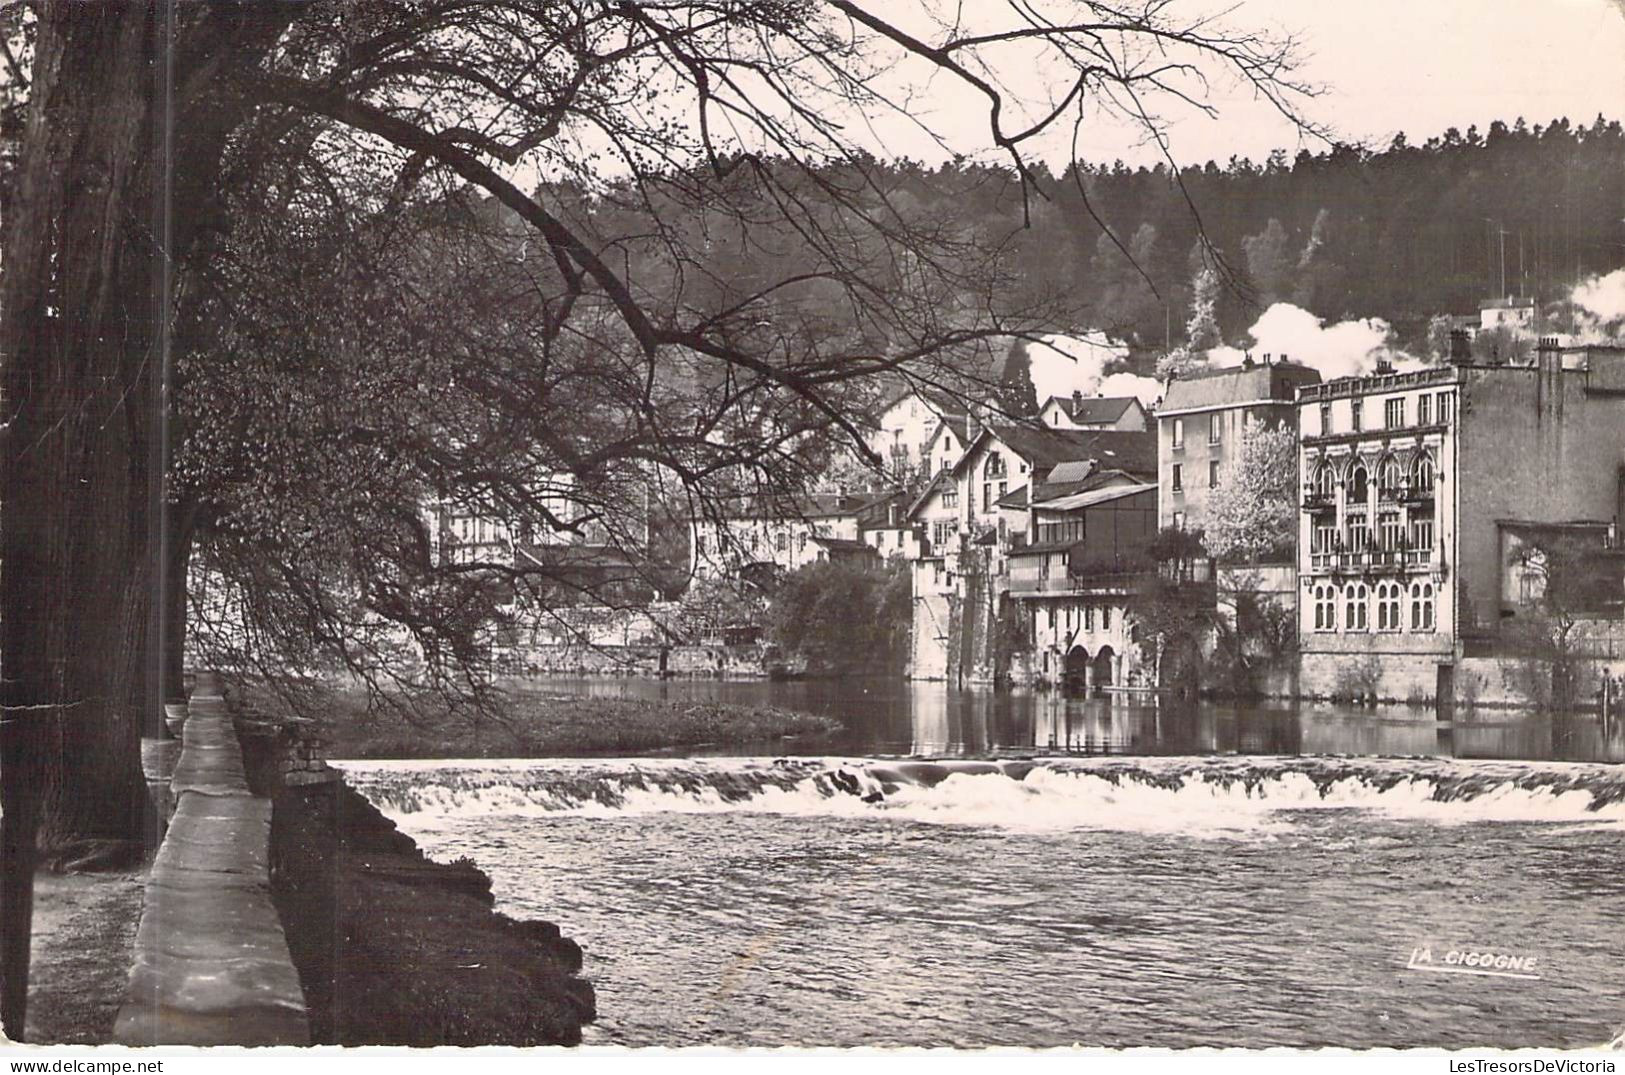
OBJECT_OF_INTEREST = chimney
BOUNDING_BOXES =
[1263,353,1272,365]
[1448,329,1472,365]
[1242,352,1255,369]
[1072,389,1083,412]
[1374,357,1394,374]
[1536,335,1563,378]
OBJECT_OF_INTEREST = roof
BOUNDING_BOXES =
[994,483,1030,509]
[874,385,975,425]
[516,543,638,570]
[812,536,874,553]
[967,423,1157,477]
[1032,482,1157,512]
[708,490,892,523]
[904,470,955,521]
[1042,394,1142,424]
[1481,296,1535,310]
[1030,469,1147,505]
[1158,361,1321,416]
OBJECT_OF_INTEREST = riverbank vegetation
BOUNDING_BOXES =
[240,681,839,760]
[768,561,912,676]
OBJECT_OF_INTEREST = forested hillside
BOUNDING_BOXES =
[1033,115,1625,357]
[543,115,1625,387]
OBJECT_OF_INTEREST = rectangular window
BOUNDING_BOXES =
[1048,607,1056,631]
[1438,392,1454,423]
[1411,518,1434,554]
[1313,523,1337,553]
[983,483,992,513]
[1171,463,1183,492]
[1417,394,1433,426]
[1385,398,1405,428]
[1172,511,1185,531]
[1209,414,1222,444]
[1172,418,1185,448]
[1085,606,1094,631]
[1378,511,1403,552]
[942,486,958,509]
[1102,606,1112,629]
[1350,398,1364,432]
[1346,515,1370,552]
[1209,460,1221,488]
[1319,402,1333,436]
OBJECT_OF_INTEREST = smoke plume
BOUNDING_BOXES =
[1570,269,1625,339]
[1207,303,1423,380]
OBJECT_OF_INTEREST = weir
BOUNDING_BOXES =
[113,673,310,1046]
[341,754,1625,835]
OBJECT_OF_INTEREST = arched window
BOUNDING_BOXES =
[1378,456,1404,500]
[1344,582,1369,631]
[982,453,1007,513]
[1376,581,1402,631]
[1313,584,1337,631]
[1312,461,1335,498]
[1411,451,1435,492]
[1347,463,1370,504]
[1410,582,1436,631]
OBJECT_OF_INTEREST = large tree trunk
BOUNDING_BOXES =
[0,6,163,1039]
[1,0,158,856]
[0,5,300,1035]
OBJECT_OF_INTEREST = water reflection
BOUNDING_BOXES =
[530,676,1625,763]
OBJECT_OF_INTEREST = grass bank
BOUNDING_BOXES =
[243,682,841,760]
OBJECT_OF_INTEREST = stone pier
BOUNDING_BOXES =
[114,673,310,1046]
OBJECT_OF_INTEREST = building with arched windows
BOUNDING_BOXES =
[904,421,1158,684]
[1296,340,1625,703]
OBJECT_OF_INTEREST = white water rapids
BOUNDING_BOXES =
[342,755,1625,1048]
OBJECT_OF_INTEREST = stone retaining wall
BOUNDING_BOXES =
[114,675,310,1046]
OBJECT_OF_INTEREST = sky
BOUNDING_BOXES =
[861,0,1625,169]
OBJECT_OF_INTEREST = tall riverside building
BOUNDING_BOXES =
[1296,340,1625,703]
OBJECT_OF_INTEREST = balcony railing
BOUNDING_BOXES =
[1009,568,1160,596]
[1399,483,1436,506]
[1303,483,1438,512]
[1307,547,1438,574]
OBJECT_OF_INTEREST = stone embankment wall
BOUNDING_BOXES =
[1298,652,1625,709]
[115,674,310,1046]
[124,673,596,1047]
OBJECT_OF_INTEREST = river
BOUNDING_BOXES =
[341,680,1625,1048]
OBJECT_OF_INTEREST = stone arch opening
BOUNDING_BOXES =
[1092,645,1116,690]
[1064,645,1090,696]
